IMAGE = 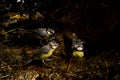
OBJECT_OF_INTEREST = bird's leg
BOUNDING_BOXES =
[42,59,53,67]
[36,35,45,46]
[42,60,48,65]
[40,40,45,46]
[45,59,53,61]
[46,39,49,44]
[45,36,49,44]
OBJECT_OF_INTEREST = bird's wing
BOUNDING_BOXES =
[39,45,51,54]
[31,45,51,58]
[33,28,47,36]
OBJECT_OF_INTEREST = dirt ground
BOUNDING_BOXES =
[0,40,120,80]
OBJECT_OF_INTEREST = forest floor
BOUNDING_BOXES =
[0,42,120,80]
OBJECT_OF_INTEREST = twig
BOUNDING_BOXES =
[1,28,20,35]
[104,60,109,80]
[1,74,10,79]
[66,55,73,72]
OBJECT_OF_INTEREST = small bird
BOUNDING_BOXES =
[72,38,84,58]
[66,38,84,71]
[33,28,55,37]
[25,40,59,65]
[31,28,55,45]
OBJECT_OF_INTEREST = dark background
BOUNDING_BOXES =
[0,0,120,54]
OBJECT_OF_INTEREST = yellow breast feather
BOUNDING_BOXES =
[72,50,84,58]
[40,48,55,60]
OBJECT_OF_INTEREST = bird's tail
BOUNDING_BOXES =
[24,59,32,66]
